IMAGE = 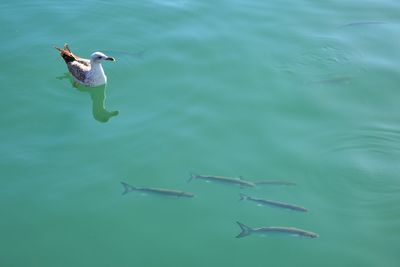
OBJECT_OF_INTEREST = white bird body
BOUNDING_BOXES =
[55,44,115,87]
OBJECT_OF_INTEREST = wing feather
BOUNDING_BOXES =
[67,61,90,82]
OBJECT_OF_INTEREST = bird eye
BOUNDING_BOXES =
[97,56,102,59]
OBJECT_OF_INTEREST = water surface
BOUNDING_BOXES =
[1,0,400,266]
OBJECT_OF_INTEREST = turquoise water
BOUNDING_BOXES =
[1,0,400,266]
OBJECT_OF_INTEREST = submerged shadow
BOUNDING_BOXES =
[78,85,119,123]
[56,73,119,123]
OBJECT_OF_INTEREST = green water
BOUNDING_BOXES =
[1,0,400,266]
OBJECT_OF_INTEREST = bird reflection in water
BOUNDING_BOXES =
[57,73,119,123]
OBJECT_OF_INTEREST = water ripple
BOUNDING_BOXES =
[321,124,400,156]
[314,124,400,217]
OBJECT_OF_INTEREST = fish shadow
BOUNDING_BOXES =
[56,73,119,123]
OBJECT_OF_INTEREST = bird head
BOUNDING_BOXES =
[90,52,115,63]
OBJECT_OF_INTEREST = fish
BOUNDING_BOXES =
[254,180,296,186]
[121,182,194,198]
[189,173,255,187]
[239,193,308,212]
[236,221,318,239]
[307,76,352,85]
[102,49,146,59]
[340,21,386,28]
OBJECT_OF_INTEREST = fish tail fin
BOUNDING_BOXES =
[188,172,196,182]
[236,221,252,238]
[120,181,132,195]
[239,193,248,201]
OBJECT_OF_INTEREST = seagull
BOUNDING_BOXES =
[54,43,115,87]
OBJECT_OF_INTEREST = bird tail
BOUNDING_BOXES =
[54,43,71,52]
[54,46,63,53]
[54,43,76,63]
[236,221,253,238]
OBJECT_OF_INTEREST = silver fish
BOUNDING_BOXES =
[189,173,255,187]
[121,182,194,198]
[236,221,318,238]
[340,21,386,28]
[307,76,352,85]
[239,193,308,212]
[254,180,296,186]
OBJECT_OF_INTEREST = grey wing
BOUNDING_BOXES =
[68,49,90,66]
[76,57,90,66]
[67,61,89,82]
